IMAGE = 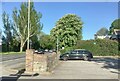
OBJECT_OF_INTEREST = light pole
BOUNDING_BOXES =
[30,40,32,49]
[57,36,59,54]
[0,30,1,52]
[27,0,30,49]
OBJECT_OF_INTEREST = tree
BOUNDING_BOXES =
[50,14,83,49]
[39,35,55,50]
[109,19,120,34]
[12,2,43,52]
[2,12,13,52]
[96,27,108,36]
[30,35,40,50]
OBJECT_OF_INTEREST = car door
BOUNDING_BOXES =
[82,50,89,57]
[69,50,78,59]
[78,50,84,58]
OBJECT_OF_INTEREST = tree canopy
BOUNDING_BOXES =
[50,14,83,49]
[12,2,43,52]
[96,27,108,36]
[39,35,55,50]
[2,12,13,52]
[109,19,120,34]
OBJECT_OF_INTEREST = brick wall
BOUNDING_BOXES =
[26,49,60,73]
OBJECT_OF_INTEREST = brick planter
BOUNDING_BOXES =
[26,49,59,73]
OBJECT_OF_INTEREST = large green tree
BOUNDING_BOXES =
[96,27,108,36]
[109,19,120,34]
[39,35,55,50]
[50,14,83,49]
[12,2,43,52]
[2,12,13,52]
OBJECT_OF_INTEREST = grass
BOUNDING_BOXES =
[0,52,25,55]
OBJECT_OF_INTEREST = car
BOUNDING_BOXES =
[60,49,93,61]
[35,48,44,54]
[49,50,53,53]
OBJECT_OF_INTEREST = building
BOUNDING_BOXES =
[113,29,120,35]
[94,34,110,39]
[95,29,120,40]
[110,29,120,40]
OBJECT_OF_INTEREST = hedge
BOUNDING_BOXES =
[60,39,119,56]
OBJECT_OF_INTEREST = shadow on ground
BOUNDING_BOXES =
[2,69,39,81]
[91,57,120,74]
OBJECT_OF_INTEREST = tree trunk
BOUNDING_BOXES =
[20,45,23,52]
[20,39,23,52]
[20,38,28,52]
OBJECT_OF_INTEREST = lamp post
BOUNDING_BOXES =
[0,39,1,52]
[56,28,60,54]
[30,40,32,49]
[27,0,30,50]
[57,36,59,54]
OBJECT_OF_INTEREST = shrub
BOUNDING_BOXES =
[60,39,119,56]
[60,47,74,54]
[76,39,119,56]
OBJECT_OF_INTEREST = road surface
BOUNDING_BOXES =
[20,57,119,79]
[0,54,25,62]
[0,55,119,79]
[0,54,25,77]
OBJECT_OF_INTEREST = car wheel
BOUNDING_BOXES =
[84,56,89,61]
[63,57,68,61]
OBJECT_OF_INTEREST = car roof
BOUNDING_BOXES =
[74,49,86,50]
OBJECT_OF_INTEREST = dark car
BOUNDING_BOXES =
[35,48,44,54]
[60,49,93,61]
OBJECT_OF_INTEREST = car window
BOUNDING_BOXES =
[65,52,69,54]
[83,50,89,54]
[71,50,77,54]
[78,50,83,54]
[82,51,86,53]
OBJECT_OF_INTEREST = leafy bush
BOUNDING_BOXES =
[60,39,119,56]
[60,47,74,54]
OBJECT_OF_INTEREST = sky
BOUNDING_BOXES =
[1,2,118,40]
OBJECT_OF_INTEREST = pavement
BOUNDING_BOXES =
[19,58,119,79]
[0,54,25,77]
[0,55,120,80]
[0,54,25,62]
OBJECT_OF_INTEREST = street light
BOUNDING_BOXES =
[56,30,59,54]
[0,30,2,52]
[57,36,59,54]
[27,0,30,50]
[30,40,32,49]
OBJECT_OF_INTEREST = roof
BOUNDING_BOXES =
[75,49,86,50]
[114,29,120,35]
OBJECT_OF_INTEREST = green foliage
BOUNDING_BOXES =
[60,47,74,54]
[50,14,83,49]
[39,35,55,50]
[2,12,13,52]
[109,19,120,34]
[75,39,119,56]
[2,12,20,52]
[96,27,108,36]
[12,2,43,52]
[60,39,119,56]
[30,35,40,50]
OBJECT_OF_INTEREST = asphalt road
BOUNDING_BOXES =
[1,53,25,62]
[1,55,119,79]
[20,57,119,79]
[0,53,25,77]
